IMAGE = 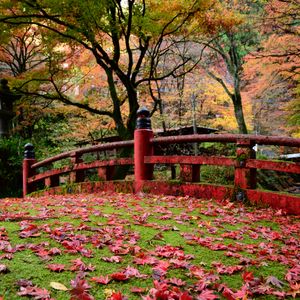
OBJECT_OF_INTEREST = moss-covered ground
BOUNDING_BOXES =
[0,192,299,299]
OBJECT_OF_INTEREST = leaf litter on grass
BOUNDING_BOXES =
[0,192,299,299]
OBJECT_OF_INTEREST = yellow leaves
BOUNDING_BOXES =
[104,288,116,299]
[145,0,216,37]
[147,0,191,14]
[194,1,244,35]
[49,282,68,291]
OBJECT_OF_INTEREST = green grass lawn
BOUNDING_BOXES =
[0,192,299,299]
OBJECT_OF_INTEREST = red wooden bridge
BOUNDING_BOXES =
[23,109,300,214]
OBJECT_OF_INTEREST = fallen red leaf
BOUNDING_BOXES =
[168,278,186,287]
[102,256,122,263]
[90,276,111,285]
[242,271,254,282]
[70,258,95,272]
[16,279,34,287]
[18,286,51,299]
[196,289,218,300]
[47,264,65,272]
[111,272,128,281]
[70,273,94,300]
[110,291,127,300]
[130,287,147,293]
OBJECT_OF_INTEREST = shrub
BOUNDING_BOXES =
[0,136,24,197]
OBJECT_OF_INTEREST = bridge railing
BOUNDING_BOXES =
[23,140,134,196]
[23,108,300,213]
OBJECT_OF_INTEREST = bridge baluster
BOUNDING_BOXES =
[70,152,84,183]
[234,138,257,192]
[179,164,200,182]
[98,166,115,181]
[45,175,59,188]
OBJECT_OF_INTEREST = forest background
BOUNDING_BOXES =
[0,0,299,197]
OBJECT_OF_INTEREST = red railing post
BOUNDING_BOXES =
[70,152,84,183]
[98,166,115,181]
[180,165,200,182]
[234,138,256,191]
[45,176,59,188]
[134,107,153,192]
[23,143,36,197]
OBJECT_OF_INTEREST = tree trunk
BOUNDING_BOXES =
[232,91,248,134]
[113,89,138,180]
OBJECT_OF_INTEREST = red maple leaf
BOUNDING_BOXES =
[70,274,94,300]
[124,266,148,278]
[19,222,41,238]
[102,256,122,263]
[90,276,111,285]
[110,272,128,281]
[130,287,147,293]
[285,265,300,283]
[180,291,193,300]
[70,258,95,272]
[221,287,235,300]
[232,284,250,299]
[134,253,157,265]
[155,289,170,300]
[194,280,208,292]
[168,278,186,287]
[18,286,51,299]
[48,247,62,256]
[16,279,34,287]
[287,283,300,298]
[110,291,127,300]
[242,271,254,282]
[47,264,65,272]
[213,262,243,275]
[152,266,167,280]
[35,249,51,260]
[169,258,189,269]
[196,289,218,300]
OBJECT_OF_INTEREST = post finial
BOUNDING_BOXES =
[24,143,35,159]
[136,106,151,129]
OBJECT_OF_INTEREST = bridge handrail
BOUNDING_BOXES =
[30,134,300,170]
[31,140,134,169]
[151,134,300,147]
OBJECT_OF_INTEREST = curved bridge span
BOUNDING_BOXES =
[23,131,300,214]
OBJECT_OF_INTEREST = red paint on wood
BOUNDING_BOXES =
[23,133,300,215]
[247,190,300,215]
[246,159,300,174]
[32,140,134,169]
[180,165,200,182]
[97,166,115,181]
[152,134,300,147]
[144,155,235,166]
[22,159,36,198]
[45,175,59,188]
[234,139,256,189]
[26,179,300,215]
[28,158,134,183]
[70,153,84,183]
[130,181,233,201]
[134,129,153,192]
